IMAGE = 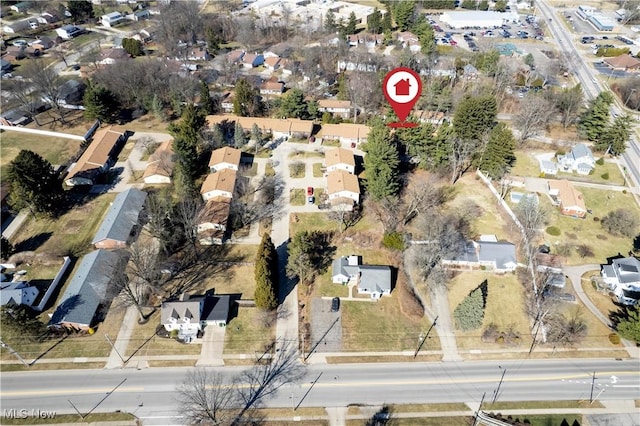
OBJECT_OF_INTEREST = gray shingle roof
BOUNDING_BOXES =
[570,143,593,161]
[49,250,119,327]
[358,265,392,293]
[332,256,361,278]
[201,295,230,323]
[477,241,517,269]
[613,257,640,284]
[92,188,147,245]
[161,295,231,324]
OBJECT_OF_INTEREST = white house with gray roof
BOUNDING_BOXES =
[601,257,640,306]
[332,255,393,299]
[557,143,596,175]
[48,250,120,330]
[161,292,231,342]
[1,280,39,307]
[442,236,517,273]
[92,188,147,250]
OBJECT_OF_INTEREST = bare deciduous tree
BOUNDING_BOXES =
[22,59,67,123]
[177,368,240,425]
[175,195,204,249]
[514,95,555,143]
[328,204,362,233]
[3,77,42,125]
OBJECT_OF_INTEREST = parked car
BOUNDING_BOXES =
[307,196,315,204]
[331,297,340,312]
[307,186,314,196]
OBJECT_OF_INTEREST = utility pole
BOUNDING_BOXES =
[492,367,507,404]
[589,371,597,404]
[0,337,30,367]
[414,316,438,358]
[473,392,486,426]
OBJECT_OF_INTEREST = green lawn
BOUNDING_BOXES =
[289,163,306,178]
[447,272,532,350]
[313,162,324,177]
[0,412,136,425]
[543,187,640,265]
[289,212,381,237]
[124,310,201,357]
[322,139,341,147]
[224,307,276,354]
[341,297,440,351]
[0,130,82,172]
[265,163,275,177]
[290,188,305,206]
[447,174,512,239]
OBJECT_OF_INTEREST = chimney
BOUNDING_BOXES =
[179,292,190,302]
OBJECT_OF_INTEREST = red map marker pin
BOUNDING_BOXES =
[382,67,422,128]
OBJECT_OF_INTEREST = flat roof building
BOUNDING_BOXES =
[440,11,520,29]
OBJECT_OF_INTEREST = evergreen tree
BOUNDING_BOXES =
[578,91,614,141]
[477,123,516,179]
[382,8,393,33]
[453,287,485,331]
[205,27,221,54]
[453,95,497,141]
[616,308,640,343]
[122,38,143,57]
[337,73,348,101]
[254,233,278,310]
[1,236,14,260]
[6,150,64,216]
[555,84,584,129]
[345,11,357,35]
[234,121,246,148]
[232,78,262,117]
[67,0,94,22]
[414,21,436,56]
[83,81,120,123]
[278,88,308,119]
[199,80,215,115]
[595,113,633,156]
[170,105,205,188]
[393,1,416,32]
[325,9,337,32]
[494,0,507,11]
[397,121,436,170]
[363,120,400,200]
[367,8,383,34]
[307,100,319,120]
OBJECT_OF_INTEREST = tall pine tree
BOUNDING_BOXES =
[578,91,614,142]
[254,233,278,310]
[363,120,400,200]
[477,123,516,179]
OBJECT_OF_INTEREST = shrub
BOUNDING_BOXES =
[382,232,405,250]
[170,329,179,338]
[453,287,485,331]
[601,172,609,180]
[602,208,640,238]
[596,157,605,165]
[546,226,561,236]
[576,244,594,258]
[565,232,577,240]
[593,217,600,222]
[622,189,627,194]
[596,234,608,240]
[608,333,621,345]
[556,242,574,257]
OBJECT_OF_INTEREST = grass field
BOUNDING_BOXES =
[448,174,514,239]
[313,162,324,177]
[447,272,532,350]
[341,296,440,351]
[290,188,305,206]
[224,307,276,355]
[0,130,82,172]
[124,310,201,357]
[11,193,116,257]
[0,412,136,425]
[543,187,640,265]
[289,211,381,237]
[289,163,306,178]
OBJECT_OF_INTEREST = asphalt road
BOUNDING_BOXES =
[537,1,640,189]
[1,359,638,423]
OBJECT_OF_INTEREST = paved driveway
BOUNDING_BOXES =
[310,297,342,353]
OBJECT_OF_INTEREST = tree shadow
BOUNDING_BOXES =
[14,232,53,252]
[366,404,395,426]
[29,334,69,366]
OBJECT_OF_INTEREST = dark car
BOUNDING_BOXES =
[331,297,340,312]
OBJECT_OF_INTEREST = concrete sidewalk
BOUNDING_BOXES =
[196,325,225,366]
[105,305,138,369]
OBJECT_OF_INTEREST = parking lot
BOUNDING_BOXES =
[310,297,342,353]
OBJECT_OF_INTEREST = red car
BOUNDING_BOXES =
[307,187,314,196]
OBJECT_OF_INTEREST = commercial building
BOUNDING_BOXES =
[440,11,520,29]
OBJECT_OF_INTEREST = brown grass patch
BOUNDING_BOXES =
[326,354,442,363]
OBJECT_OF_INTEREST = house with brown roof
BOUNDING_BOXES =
[209,146,241,172]
[327,170,360,208]
[264,56,281,71]
[196,199,231,245]
[548,179,587,218]
[98,48,130,65]
[242,53,264,68]
[318,99,353,119]
[206,115,314,140]
[143,140,175,184]
[227,49,245,64]
[220,92,235,113]
[187,47,209,61]
[325,148,356,174]
[280,59,295,76]
[319,123,370,146]
[65,127,127,186]
[200,169,237,201]
[603,54,640,72]
[260,79,285,95]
